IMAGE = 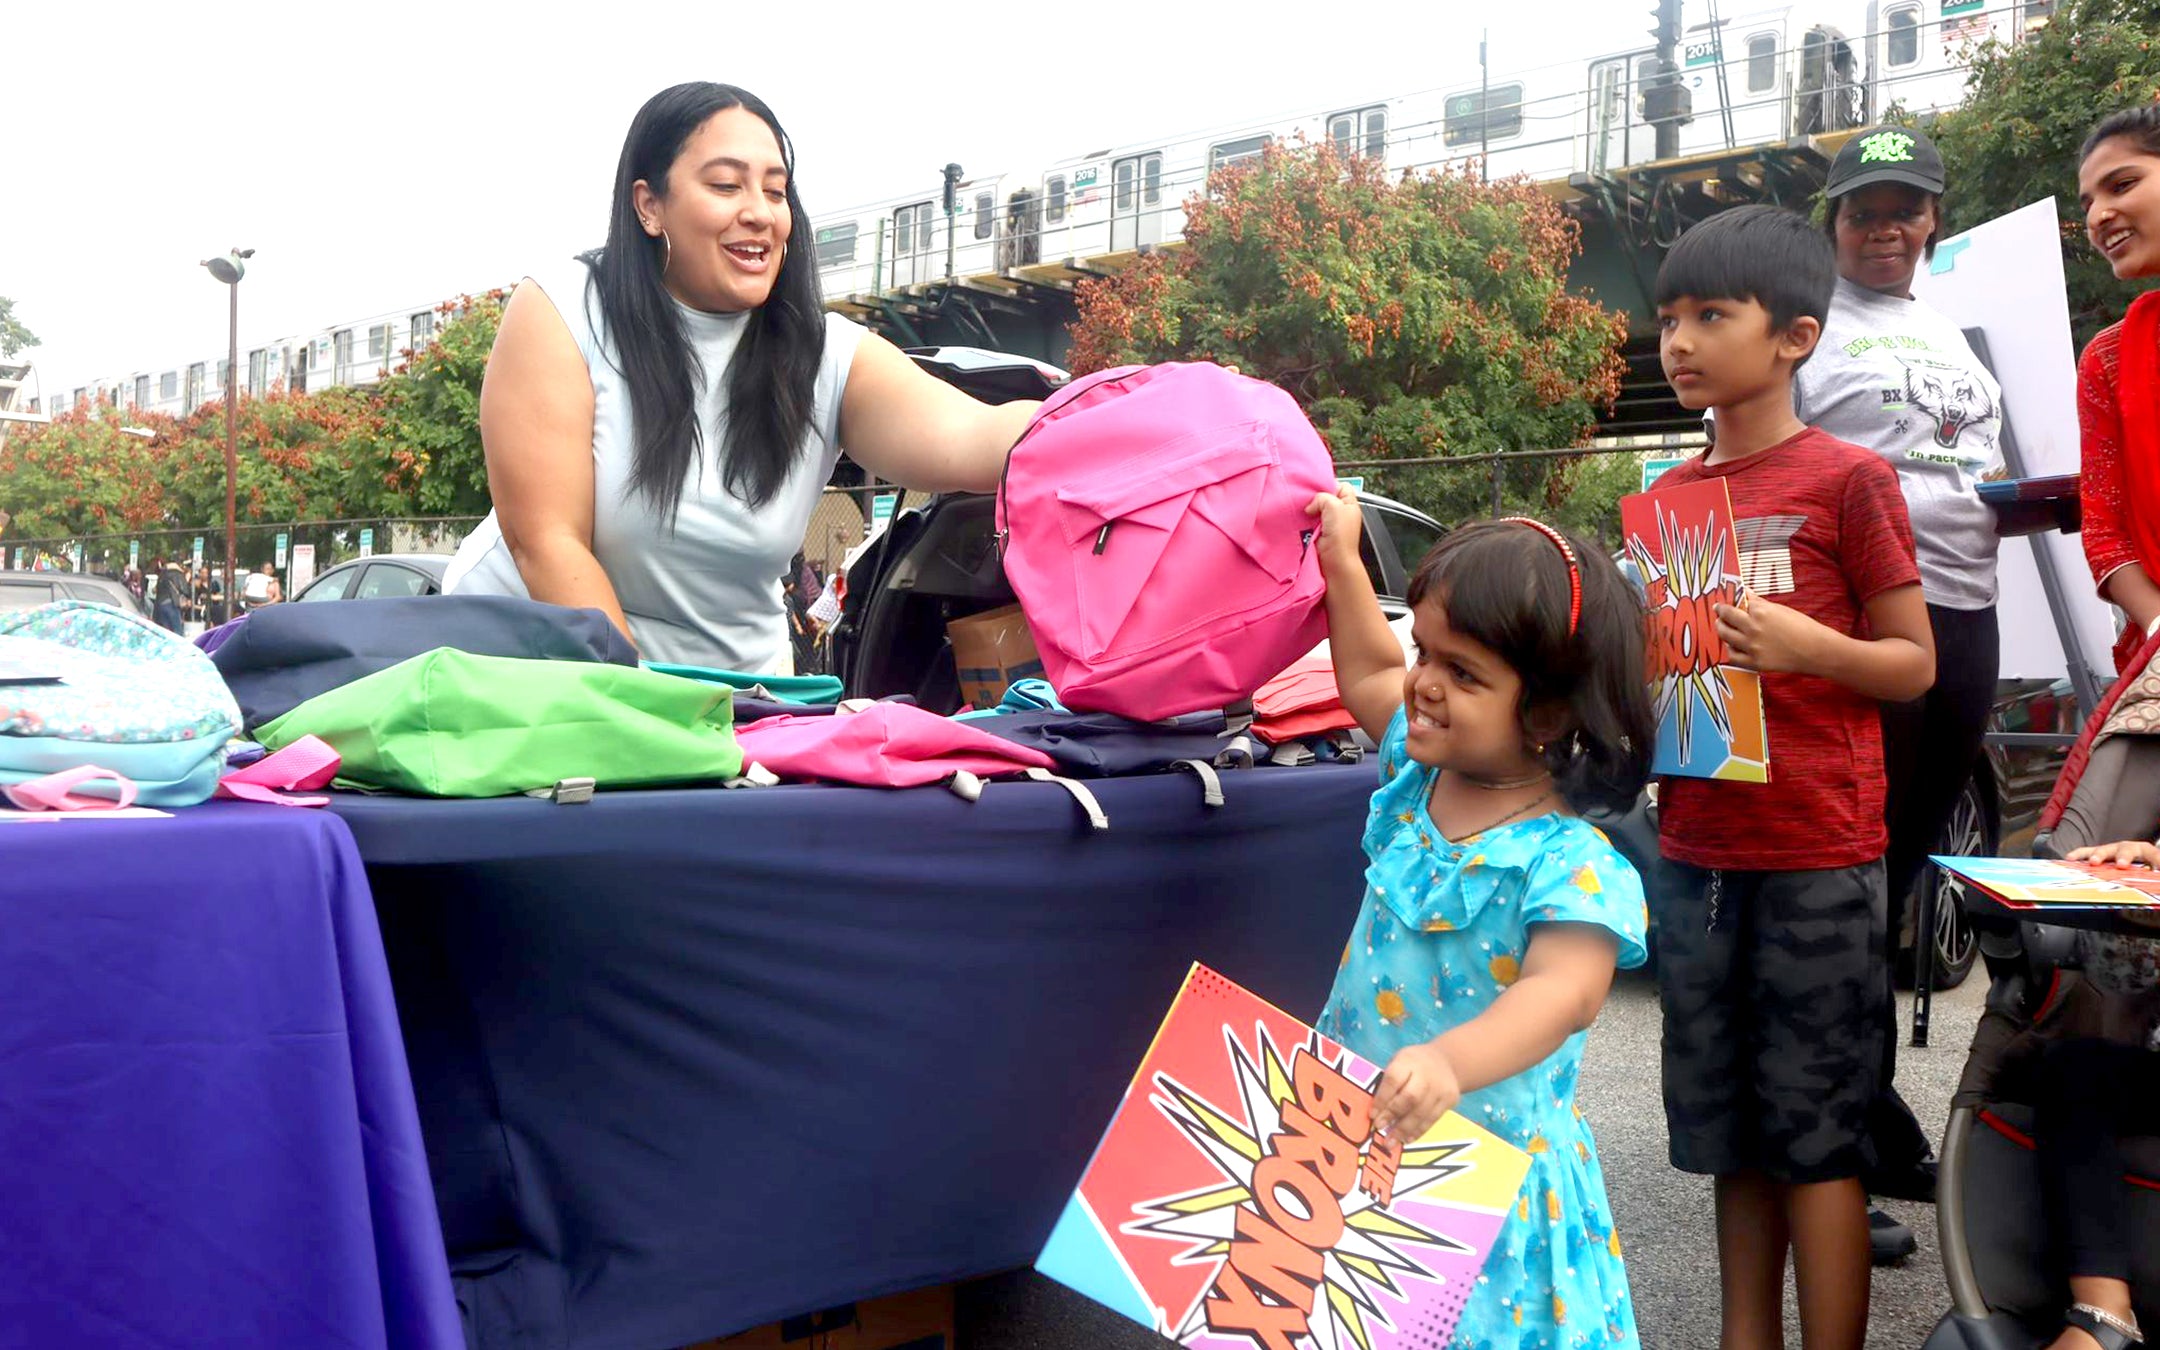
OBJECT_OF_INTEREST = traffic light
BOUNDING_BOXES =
[1649,0,1682,54]
[1642,0,1693,133]
[942,163,963,214]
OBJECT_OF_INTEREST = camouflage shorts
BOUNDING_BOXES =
[1652,859,1887,1183]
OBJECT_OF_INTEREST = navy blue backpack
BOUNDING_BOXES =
[210,595,639,731]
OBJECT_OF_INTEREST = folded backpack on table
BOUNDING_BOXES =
[994,361,1336,721]
[966,708,1256,806]
[1252,650,1360,752]
[255,649,740,798]
[212,594,640,731]
[642,663,843,706]
[734,701,1108,829]
[951,677,1068,721]
[0,601,242,807]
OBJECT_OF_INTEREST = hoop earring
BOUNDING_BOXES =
[659,229,673,276]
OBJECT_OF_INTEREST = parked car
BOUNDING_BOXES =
[829,348,1448,713]
[292,553,449,603]
[0,569,151,618]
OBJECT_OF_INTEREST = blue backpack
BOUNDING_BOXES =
[0,602,241,806]
[966,708,1256,805]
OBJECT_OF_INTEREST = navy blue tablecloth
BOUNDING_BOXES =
[331,762,1376,1350]
[0,803,462,1349]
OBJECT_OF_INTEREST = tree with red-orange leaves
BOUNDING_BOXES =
[0,294,504,554]
[1069,139,1633,540]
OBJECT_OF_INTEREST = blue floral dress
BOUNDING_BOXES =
[1318,708,1649,1349]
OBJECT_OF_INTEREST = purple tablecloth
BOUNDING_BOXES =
[0,802,462,1350]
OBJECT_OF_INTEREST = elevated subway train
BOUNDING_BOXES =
[809,0,2053,301]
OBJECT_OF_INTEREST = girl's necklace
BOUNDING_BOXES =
[1436,784,1556,843]
[1457,767,1551,790]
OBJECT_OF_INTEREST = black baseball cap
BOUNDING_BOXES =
[1825,126,1946,198]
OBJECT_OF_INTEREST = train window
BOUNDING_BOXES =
[2023,0,2054,24]
[1045,174,1067,223]
[1208,135,1271,174]
[816,222,858,268]
[1142,154,1161,207]
[1443,82,1524,146]
[1114,160,1135,212]
[1886,5,1920,66]
[1747,32,1778,91]
[1328,105,1389,159]
[974,192,994,240]
[896,208,914,254]
[159,371,177,400]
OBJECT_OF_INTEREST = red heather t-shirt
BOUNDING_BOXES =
[1655,427,1921,872]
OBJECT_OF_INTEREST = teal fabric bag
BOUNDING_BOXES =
[0,601,241,806]
[641,663,843,706]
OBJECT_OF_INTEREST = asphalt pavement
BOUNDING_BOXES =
[957,966,1989,1350]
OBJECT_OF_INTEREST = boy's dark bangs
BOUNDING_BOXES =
[1652,231,1761,310]
[1653,205,1833,332]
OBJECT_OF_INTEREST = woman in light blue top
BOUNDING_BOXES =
[446,83,1041,672]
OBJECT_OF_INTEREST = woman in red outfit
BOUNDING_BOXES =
[2078,105,2160,674]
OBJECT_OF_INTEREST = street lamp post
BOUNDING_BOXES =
[200,248,253,617]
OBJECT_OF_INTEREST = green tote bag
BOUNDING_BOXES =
[256,649,743,797]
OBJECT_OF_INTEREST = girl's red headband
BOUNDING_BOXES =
[1496,517,1582,638]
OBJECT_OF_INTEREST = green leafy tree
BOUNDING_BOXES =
[1067,140,1630,538]
[0,296,38,359]
[1923,0,2160,347]
[378,292,504,518]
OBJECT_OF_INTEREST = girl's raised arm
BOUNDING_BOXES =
[1307,488,1405,743]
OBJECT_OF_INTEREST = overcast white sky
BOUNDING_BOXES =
[12,1,1657,400]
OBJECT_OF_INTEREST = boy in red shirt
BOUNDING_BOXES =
[1650,205,1936,1350]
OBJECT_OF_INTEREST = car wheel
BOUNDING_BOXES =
[1908,776,1989,991]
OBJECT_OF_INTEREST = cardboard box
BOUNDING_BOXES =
[946,604,1043,710]
[684,1283,955,1350]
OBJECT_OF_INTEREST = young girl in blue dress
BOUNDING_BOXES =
[1306,491,1656,1349]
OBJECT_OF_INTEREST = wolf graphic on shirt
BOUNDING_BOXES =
[1889,355,1999,454]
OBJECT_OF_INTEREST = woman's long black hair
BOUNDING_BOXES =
[584,82,827,519]
[1405,519,1655,815]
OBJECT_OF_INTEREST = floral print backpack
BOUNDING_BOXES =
[0,601,242,806]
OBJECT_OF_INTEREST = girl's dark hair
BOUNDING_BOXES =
[2082,105,2160,164]
[583,82,827,519]
[1824,189,1945,262]
[1405,519,1655,815]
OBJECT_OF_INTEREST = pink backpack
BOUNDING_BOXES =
[994,363,1336,721]
[732,702,1108,828]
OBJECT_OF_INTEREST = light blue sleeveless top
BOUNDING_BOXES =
[445,258,866,672]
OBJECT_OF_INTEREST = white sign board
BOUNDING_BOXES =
[1910,198,2117,685]
[290,544,317,593]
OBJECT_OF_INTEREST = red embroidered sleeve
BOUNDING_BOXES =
[2080,324,2137,592]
